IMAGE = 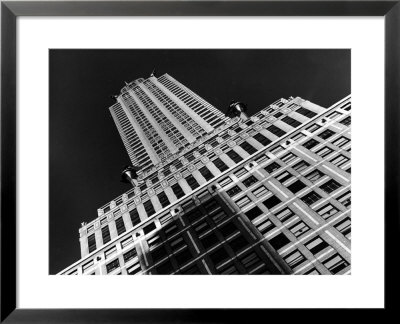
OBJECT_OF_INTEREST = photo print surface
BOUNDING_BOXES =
[50,49,351,275]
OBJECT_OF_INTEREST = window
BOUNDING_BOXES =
[301,191,322,206]
[169,235,187,251]
[304,268,320,275]
[275,207,295,223]
[239,251,265,273]
[291,132,306,141]
[105,246,117,259]
[274,111,283,118]
[81,260,94,275]
[287,180,307,194]
[193,220,211,237]
[240,141,258,155]
[200,232,219,249]
[303,138,319,150]
[203,198,221,214]
[234,168,248,178]
[292,160,310,173]
[330,154,350,168]
[219,221,239,238]
[228,235,250,253]
[332,136,350,148]
[316,146,334,158]
[269,145,283,155]
[181,263,202,274]
[318,129,336,140]
[306,124,321,133]
[175,248,193,267]
[86,225,94,234]
[106,259,120,273]
[226,150,243,163]
[341,103,351,111]
[282,116,302,128]
[235,195,252,208]
[127,263,141,275]
[115,217,126,235]
[172,183,185,199]
[218,262,240,275]
[219,177,233,187]
[255,217,275,235]
[252,185,269,198]
[281,152,298,164]
[199,166,214,181]
[284,249,306,269]
[276,171,293,183]
[337,190,351,207]
[164,221,180,237]
[242,175,258,187]
[327,111,342,119]
[267,125,286,137]
[121,235,134,249]
[289,221,310,237]
[339,116,351,126]
[305,169,325,182]
[157,192,170,208]
[296,107,317,118]
[143,200,156,217]
[150,176,159,185]
[227,185,242,197]
[263,195,281,209]
[320,179,342,194]
[211,210,228,224]
[88,234,96,253]
[156,259,175,274]
[305,236,329,254]
[143,222,157,235]
[253,133,272,146]
[255,154,269,164]
[213,158,229,172]
[323,253,349,274]
[265,162,281,174]
[245,205,263,221]
[185,152,195,162]
[101,225,111,244]
[186,175,200,190]
[317,203,339,219]
[129,209,141,227]
[209,247,230,266]
[269,232,291,250]
[334,217,351,239]
[151,245,168,264]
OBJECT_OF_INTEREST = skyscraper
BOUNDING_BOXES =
[109,74,229,169]
[58,73,351,275]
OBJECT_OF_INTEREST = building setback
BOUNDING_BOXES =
[58,73,351,275]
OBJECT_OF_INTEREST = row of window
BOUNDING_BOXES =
[98,101,350,232]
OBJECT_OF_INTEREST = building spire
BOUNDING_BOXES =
[150,68,156,77]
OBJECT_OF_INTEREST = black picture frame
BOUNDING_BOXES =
[1,0,399,322]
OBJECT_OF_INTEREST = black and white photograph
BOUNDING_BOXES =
[50,49,351,276]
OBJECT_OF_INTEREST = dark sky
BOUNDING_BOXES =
[49,49,350,274]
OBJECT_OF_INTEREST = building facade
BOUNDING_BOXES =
[58,73,351,275]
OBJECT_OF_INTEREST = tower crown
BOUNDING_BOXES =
[109,73,230,172]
